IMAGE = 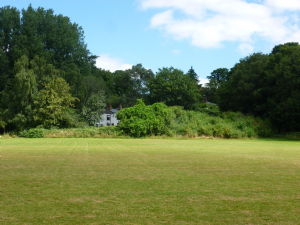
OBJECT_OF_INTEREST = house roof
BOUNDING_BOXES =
[103,108,119,114]
[207,101,217,106]
[103,109,114,114]
[111,109,119,113]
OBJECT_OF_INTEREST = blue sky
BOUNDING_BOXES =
[2,0,300,85]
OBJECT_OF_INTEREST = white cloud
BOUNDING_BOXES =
[265,0,300,11]
[237,43,254,56]
[95,54,132,72]
[140,0,300,49]
[199,78,209,86]
[172,49,181,54]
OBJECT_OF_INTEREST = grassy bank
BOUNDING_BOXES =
[2,138,300,224]
[12,106,277,139]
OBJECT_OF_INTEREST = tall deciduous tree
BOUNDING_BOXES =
[207,68,229,88]
[30,55,62,88]
[128,63,154,97]
[217,44,300,132]
[34,77,78,128]
[270,42,299,55]
[80,75,107,107]
[0,108,7,129]
[1,5,101,131]
[1,55,38,131]
[0,5,95,94]
[257,44,300,131]
[81,91,106,126]
[149,67,201,110]
[111,64,154,107]
[201,78,220,104]
[218,53,269,113]
[0,6,22,91]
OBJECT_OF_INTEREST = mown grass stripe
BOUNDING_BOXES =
[1,138,300,224]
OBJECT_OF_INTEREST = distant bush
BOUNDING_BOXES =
[283,132,300,140]
[115,100,273,139]
[221,112,275,138]
[116,99,171,137]
[194,103,221,117]
[167,106,274,139]
[18,101,274,139]
[59,108,89,128]
[22,128,46,138]
[44,126,120,138]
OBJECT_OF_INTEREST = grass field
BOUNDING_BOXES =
[1,138,300,224]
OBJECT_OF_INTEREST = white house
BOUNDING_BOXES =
[97,104,122,127]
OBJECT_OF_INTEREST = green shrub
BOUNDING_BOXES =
[60,109,89,128]
[167,106,271,139]
[44,126,120,138]
[194,103,221,116]
[116,99,171,137]
[284,132,300,140]
[17,100,273,139]
[23,128,46,138]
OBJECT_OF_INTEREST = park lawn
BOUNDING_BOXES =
[1,138,300,224]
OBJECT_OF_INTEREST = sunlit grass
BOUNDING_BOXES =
[1,138,300,224]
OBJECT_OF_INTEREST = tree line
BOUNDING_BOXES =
[202,42,300,132]
[1,5,299,133]
[0,5,201,132]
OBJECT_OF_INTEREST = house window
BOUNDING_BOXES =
[107,115,110,120]
[112,123,114,126]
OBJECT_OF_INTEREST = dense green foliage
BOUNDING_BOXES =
[1,4,299,134]
[0,5,93,91]
[16,100,273,139]
[207,43,300,132]
[259,45,300,131]
[149,67,202,110]
[22,128,45,138]
[187,66,199,83]
[0,5,93,131]
[115,100,272,138]
[0,5,155,132]
[217,53,269,114]
[270,42,299,55]
[111,64,155,107]
[1,55,39,130]
[168,106,273,138]
[0,108,6,128]
[207,68,230,87]
[81,91,106,126]
[117,99,170,137]
[33,77,78,128]
[21,126,118,138]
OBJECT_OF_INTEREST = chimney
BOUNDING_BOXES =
[109,104,112,111]
[119,104,122,110]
